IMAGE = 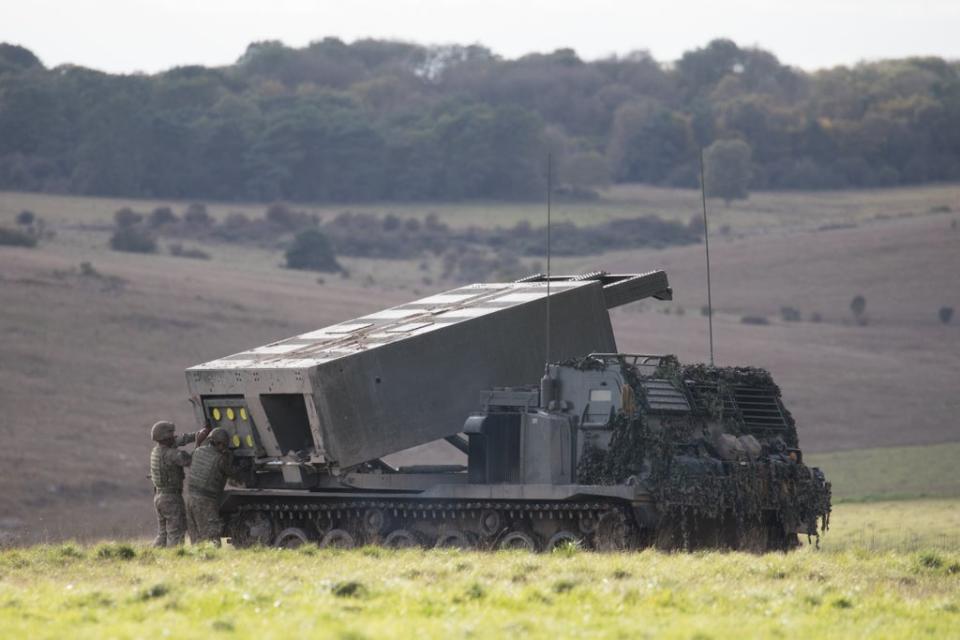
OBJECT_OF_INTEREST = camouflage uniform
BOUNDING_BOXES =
[150,422,202,547]
[187,429,237,546]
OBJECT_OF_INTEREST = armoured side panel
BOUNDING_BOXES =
[310,283,615,467]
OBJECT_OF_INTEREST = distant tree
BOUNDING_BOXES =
[939,307,954,325]
[676,39,742,99]
[780,306,802,322]
[223,212,251,228]
[285,229,341,272]
[382,214,402,232]
[147,206,177,228]
[114,207,143,228]
[183,203,211,227]
[0,226,37,247]
[0,40,960,201]
[608,100,693,183]
[704,139,752,204]
[0,43,43,72]
[109,227,156,253]
[15,210,35,226]
[265,202,292,227]
[168,243,210,260]
[558,151,611,192]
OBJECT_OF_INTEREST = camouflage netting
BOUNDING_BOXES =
[572,355,831,549]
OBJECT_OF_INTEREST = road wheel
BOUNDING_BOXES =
[546,530,581,552]
[498,531,539,552]
[578,512,598,535]
[227,511,273,548]
[320,528,356,549]
[434,529,474,549]
[383,529,421,549]
[362,508,390,537]
[274,527,310,549]
[479,509,502,537]
[594,510,631,552]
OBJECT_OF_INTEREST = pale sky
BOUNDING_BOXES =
[2,0,958,74]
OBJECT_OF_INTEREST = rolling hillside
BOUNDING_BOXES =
[0,185,957,543]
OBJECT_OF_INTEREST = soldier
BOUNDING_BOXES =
[150,420,209,547]
[186,427,238,546]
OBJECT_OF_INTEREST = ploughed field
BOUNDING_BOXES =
[0,499,958,640]
[0,185,958,544]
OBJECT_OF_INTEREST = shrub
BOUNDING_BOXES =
[939,307,954,325]
[850,295,866,317]
[741,315,770,325]
[139,583,169,600]
[331,581,367,598]
[0,226,37,247]
[94,542,136,560]
[382,214,402,231]
[917,551,944,570]
[184,203,211,227]
[169,243,211,260]
[285,229,341,272]
[15,210,35,226]
[110,226,157,253]
[464,583,486,599]
[224,212,250,227]
[553,579,578,593]
[57,543,85,559]
[114,207,143,228]
[780,306,802,322]
[215,212,255,242]
[265,202,307,230]
[551,540,582,557]
[850,295,867,325]
[147,206,178,227]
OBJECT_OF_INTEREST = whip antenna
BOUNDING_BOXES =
[545,152,552,364]
[699,147,715,366]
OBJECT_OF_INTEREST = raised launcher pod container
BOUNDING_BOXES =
[186,271,671,476]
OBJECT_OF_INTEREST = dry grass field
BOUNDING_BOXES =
[0,184,958,544]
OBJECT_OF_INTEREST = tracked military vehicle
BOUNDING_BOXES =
[185,270,830,551]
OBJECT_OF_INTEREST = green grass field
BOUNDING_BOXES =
[1,499,958,639]
[807,442,960,503]
[3,182,957,231]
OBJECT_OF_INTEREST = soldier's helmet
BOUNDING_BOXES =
[151,421,176,442]
[207,427,230,447]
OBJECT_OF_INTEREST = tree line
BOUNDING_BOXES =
[0,38,958,202]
